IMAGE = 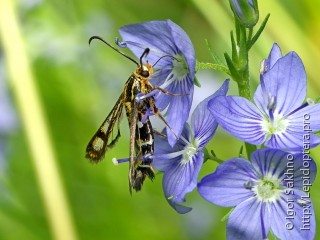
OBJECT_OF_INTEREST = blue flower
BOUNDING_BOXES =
[153,80,229,213]
[198,148,316,240]
[118,19,196,146]
[208,44,320,151]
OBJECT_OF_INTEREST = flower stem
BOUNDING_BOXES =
[203,148,224,164]
[226,19,260,157]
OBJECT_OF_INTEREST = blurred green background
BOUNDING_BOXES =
[0,0,319,239]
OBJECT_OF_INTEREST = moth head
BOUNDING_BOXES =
[136,63,153,78]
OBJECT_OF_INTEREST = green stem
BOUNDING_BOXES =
[230,23,257,157]
[203,148,224,164]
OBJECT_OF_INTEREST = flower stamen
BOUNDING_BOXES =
[172,55,189,81]
[261,114,288,135]
[253,176,282,202]
[180,143,197,165]
[267,95,276,123]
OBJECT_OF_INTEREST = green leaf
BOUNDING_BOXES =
[196,61,231,75]
[268,230,281,240]
[224,52,241,81]
[194,76,201,87]
[221,208,233,222]
[238,145,245,158]
[205,39,226,66]
[248,13,270,50]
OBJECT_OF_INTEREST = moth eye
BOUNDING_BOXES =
[141,70,149,77]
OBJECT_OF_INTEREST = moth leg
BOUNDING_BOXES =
[153,129,167,138]
[153,86,188,97]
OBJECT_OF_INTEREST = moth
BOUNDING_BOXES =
[86,36,166,192]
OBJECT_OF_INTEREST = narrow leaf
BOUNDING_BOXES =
[194,76,201,87]
[196,61,230,75]
[248,14,270,50]
[205,39,226,66]
[224,53,241,81]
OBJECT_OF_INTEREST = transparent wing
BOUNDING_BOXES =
[86,94,124,162]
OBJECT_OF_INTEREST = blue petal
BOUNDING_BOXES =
[119,20,177,65]
[282,153,317,189]
[270,191,315,240]
[162,151,204,211]
[166,199,192,214]
[191,80,229,148]
[153,125,196,214]
[152,148,181,172]
[208,96,266,145]
[262,43,282,73]
[227,198,271,240]
[151,69,172,90]
[265,130,301,150]
[287,103,320,132]
[264,129,320,150]
[254,52,306,117]
[167,20,196,77]
[250,148,289,179]
[250,148,317,189]
[165,78,194,146]
[154,78,174,110]
[153,132,187,171]
[198,158,258,207]
[119,19,195,75]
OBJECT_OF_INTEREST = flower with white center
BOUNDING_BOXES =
[198,148,316,240]
[208,43,320,151]
[152,80,229,213]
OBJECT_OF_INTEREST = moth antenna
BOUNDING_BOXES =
[152,55,179,67]
[89,35,139,66]
[139,48,150,66]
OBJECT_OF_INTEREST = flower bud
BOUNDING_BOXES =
[229,0,259,27]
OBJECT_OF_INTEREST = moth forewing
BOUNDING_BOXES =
[86,94,124,162]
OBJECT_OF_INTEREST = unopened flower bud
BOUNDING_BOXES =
[230,0,259,27]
